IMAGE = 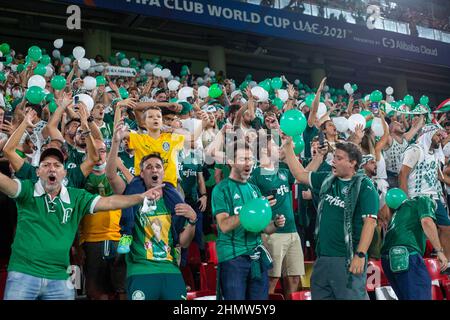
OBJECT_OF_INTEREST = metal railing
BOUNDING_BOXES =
[237,0,450,44]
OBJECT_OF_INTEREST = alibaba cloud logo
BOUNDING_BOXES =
[382,38,395,48]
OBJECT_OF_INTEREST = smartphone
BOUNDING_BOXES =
[73,96,79,111]
[371,102,380,116]
[318,131,325,148]
[3,111,13,124]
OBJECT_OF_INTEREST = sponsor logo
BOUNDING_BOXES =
[162,142,170,151]
[382,37,395,48]
[233,194,241,200]
[132,290,145,300]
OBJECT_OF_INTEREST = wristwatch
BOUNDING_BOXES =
[355,251,366,258]
[188,217,198,225]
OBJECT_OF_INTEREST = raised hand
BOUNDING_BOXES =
[354,124,364,140]
[318,77,327,92]
[175,203,197,222]
[287,84,295,99]
[142,184,165,201]
[113,122,128,143]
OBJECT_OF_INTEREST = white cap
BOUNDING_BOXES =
[230,90,242,101]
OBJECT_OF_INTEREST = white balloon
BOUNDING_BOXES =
[251,86,269,102]
[89,59,96,66]
[82,76,97,90]
[364,94,371,102]
[332,117,349,133]
[209,71,215,77]
[178,87,194,100]
[196,77,204,85]
[63,57,71,65]
[203,67,210,74]
[249,81,258,88]
[161,68,171,79]
[344,83,351,91]
[64,65,71,72]
[168,75,174,81]
[152,67,162,77]
[78,58,90,71]
[72,46,85,60]
[45,65,54,78]
[167,80,180,91]
[52,49,61,59]
[371,118,384,137]
[198,86,209,99]
[323,85,329,92]
[277,89,289,102]
[28,75,46,89]
[0,62,3,71]
[54,39,63,49]
[0,52,3,58]
[140,69,146,76]
[75,94,94,113]
[175,76,180,81]
[386,86,394,95]
[317,102,328,119]
[10,64,17,72]
[95,65,104,73]
[347,88,354,95]
[121,58,130,67]
[87,67,95,74]
[348,114,366,132]
[230,83,236,92]
[144,63,154,72]
[294,79,300,85]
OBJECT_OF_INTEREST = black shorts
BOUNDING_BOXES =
[82,241,126,297]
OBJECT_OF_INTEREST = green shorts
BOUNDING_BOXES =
[127,273,186,300]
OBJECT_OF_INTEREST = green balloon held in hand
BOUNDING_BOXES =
[96,76,107,86]
[208,84,223,98]
[271,77,283,90]
[259,80,271,92]
[26,86,45,104]
[360,110,373,128]
[305,94,315,107]
[419,95,429,106]
[0,43,10,55]
[119,87,129,99]
[28,45,42,62]
[48,100,58,113]
[370,90,383,103]
[385,188,407,210]
[0,72,5,82]
[272,97,284,110]
[403,94,414,107]
[17,64,25,73]
[34,63,46,76]
[41,55,51,66]
[239,198,272,233]
[280,109,307,136]
[51,75,66,90]
[293,135,305,155]
[239,80,249,91]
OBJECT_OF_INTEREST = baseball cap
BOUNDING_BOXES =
[179,101,193,115]
[39,148,65,164]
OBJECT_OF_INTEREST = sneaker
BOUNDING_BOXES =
[117,235,133,254]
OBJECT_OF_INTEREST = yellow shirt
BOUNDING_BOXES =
[129,132,185,187]
[79,209,121,244]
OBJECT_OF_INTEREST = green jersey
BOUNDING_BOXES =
[178,150,202,203]
[302,125,319,158]
[98,122,113,150]
[381,196,436,255]
[8,179,100,280]
[119,150,136,176]
[310,172,379,257]
[249,166,296,233]
[126,198,179,277]
[215,163,231,181]
[14,161,86,188]
[66,144,86,170]
[211,178,263,263]
[85,172,114,197]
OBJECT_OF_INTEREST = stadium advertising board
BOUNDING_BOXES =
[63,0,450,68]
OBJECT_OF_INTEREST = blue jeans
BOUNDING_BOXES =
[219,255,269,300]
[4,271,75,300]
[381,254,431,300]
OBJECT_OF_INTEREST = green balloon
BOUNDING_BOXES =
[0,72,5,81]
[239,80,250,91]
[34,63,46,76]
[280,109,307,136]
[239,198,272,233]
[271,77,282,90]
[45,93,55,103]
[259,80,271,92]
[0,43,10,54]
[385,188,407,210]
[180,70,188,77]
[419,95,429,106]
[119,87,129,99]
[51,75,66,90]
[293,135,305,155]
[208,84,223,98]
[182,65,189,71]
[28,46,42,62]
[360,110,373,128]
[370,90,383,103]
[403,94,414,107]
[96,75,106,86]
[41,55,51,66]
[5,56,12,65]
[352,84,358,92]
[245,74,253,81]
[272,97,284,110]
[17,64,25,73]
[305,94,315,107]
[25,86,45,104]
[48,100,58,113]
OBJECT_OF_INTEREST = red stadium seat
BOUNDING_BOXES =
[441,279,450,300]
[181,265,196,291]
[423,240,434,258]
[367,259,389,291]
[431,282,444,300]
[186,290,216,300]
[269,293,285,300]
[199,263,217,292]
[424,258,446,282]
[289,290,311,300]
[205,241,218,265]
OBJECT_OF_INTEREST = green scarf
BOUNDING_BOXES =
[315,170,368,267]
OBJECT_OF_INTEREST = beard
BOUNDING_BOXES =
[40,178,61,194]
